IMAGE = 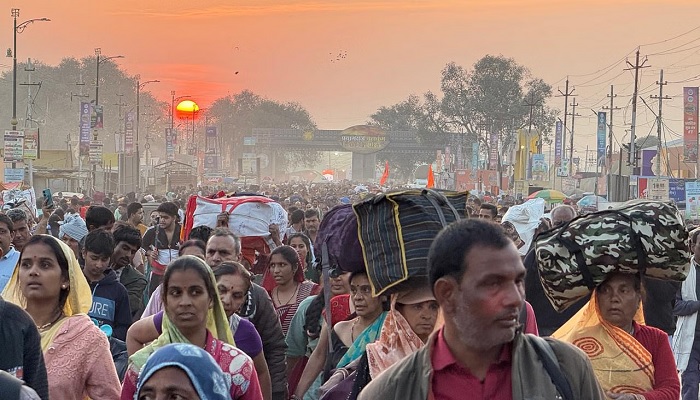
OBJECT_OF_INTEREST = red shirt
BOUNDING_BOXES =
[431,328,513,400]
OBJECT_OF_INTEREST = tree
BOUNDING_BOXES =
[206,90,319,174]
[369,55,557,181]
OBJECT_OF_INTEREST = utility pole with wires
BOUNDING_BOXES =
[524,92,542,153]
[625,49,649,168]
[567,100,580,175]
[20,59,41,188]
[557,78,575,175]
[603,85,621,200]
[650,69,671,177]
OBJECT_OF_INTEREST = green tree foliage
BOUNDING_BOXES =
[206,90,320,174]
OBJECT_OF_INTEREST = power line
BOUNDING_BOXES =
[640,24,700,47]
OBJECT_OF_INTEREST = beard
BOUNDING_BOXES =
[451,298,518,352]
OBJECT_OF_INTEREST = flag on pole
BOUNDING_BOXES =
[380,161,389,185]
[427,164,435,188]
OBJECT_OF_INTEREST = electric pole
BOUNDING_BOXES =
[114,94,127,194]
[524,92,541,153]
[20,58,41,188]
[603,85,621,200]
[567,100,580,175]
[650,69,671,177]
[557,78,575,174]
[625,49,649,167]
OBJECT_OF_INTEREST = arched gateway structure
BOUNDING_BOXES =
[250,125,454,181]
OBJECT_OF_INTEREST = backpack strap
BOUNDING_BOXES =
[527,335,573,400]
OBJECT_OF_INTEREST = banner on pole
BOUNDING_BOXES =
[125,111,135,156]
[596,112,606,166]
[205,126,217,153]
[23,128,39,160]
[684,87,699,162]
[488,132,498,170]
[80,102,91,155]
[165,128,175,161]
[554,121,563,167]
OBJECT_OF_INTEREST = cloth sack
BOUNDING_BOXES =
[353,189,466,296]
[535,199,690,311]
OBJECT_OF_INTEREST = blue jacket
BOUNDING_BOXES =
[88,269,132,341]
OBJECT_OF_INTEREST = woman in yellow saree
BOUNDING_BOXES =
[2,234,120,400]
[553,272,679,400]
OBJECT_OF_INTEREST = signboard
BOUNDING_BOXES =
[684,87,699,162]
[3,168,24,183]
[80,102,91,155]
[339,125,388,154]
[531,154,546,181]
[669,178,686,203]
[23,128,39,160]
[554,121,563,167]
[562,177,576,194]
[596,112,606,165]
[205,126,217,153]
[89,141,103,165]
[647,178,669,201]
[686,181,700,219]
[243,136,256,146]
[488,132,498,170]
[125,111,135,156]
[641,149,658,177]
[4,130,24,162]
[165,128,175,161]
[556,159,569,177]
[204,155,219,170]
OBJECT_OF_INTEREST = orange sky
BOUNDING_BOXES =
[5,0,700,159]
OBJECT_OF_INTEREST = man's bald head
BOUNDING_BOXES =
[551,205,577,228]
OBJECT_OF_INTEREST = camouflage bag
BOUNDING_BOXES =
[535,200,690,311]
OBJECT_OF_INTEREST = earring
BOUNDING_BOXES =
[61,285,67,289]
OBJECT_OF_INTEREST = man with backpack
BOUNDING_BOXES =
[359,219,603,400]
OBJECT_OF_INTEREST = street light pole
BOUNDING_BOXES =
[136,78,159,191]
[10,8,49,182]
[91,49,124,194]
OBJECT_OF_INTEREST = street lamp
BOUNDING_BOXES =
[92,48,124,193]
[10,9,50,130]
[136,77,159,190]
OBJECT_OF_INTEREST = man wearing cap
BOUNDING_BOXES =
[0,214,19,293]
[58,213,89,260]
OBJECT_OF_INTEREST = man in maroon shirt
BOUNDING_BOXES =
[359,219,603,400]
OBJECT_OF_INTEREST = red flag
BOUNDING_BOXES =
[380,161,389,185]
[427,164,435,188]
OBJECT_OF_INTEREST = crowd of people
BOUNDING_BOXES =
[0,182,695,400]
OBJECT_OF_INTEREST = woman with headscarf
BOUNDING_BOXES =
[263,245,320,336]
[58,213,89,260]
[554,272,679,399]
[319,285,440,400]
[2,234,121,400]
[134,343,232,400]
[293,271,387,399]
[120,255,263,400]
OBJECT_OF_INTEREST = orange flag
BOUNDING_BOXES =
[380,161,389,185]
[427,164,435,188]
